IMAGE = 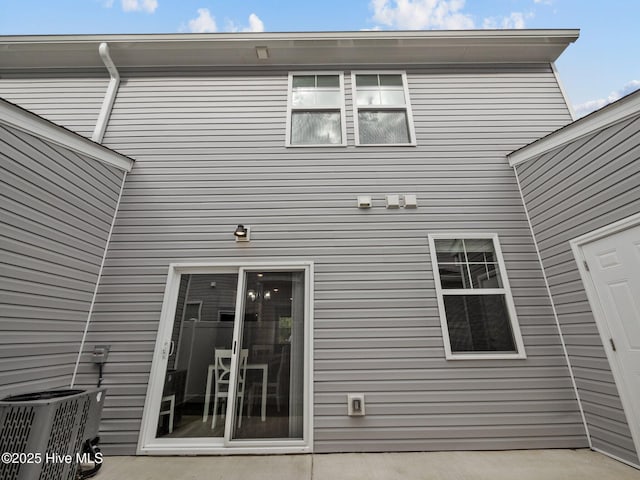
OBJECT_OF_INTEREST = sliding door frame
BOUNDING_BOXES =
[137,260,314,455]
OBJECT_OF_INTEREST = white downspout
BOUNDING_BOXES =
[92,42,120,143]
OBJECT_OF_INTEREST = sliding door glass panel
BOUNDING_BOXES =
[230,270,306,440]
[156,273,238,439]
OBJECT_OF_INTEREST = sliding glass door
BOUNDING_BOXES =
[155,271,238,439]
[140,263,311,453]
[227,269,306,442]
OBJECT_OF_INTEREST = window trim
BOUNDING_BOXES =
[428,233,526,360]
[351,70,417,147]
[285,71,347,148]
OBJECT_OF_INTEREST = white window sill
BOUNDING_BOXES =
[354,142,417,147]
[445,352,527,360]
[285,143,347,148]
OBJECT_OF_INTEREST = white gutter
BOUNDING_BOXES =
[92,42,119,143]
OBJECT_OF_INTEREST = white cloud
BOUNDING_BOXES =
[225,13,266,32]
[483,12,528,29]
[370,0,474,30]
[369,0,531,31]
[103,0,115,7]
[245,13,265,32]
[574,80,640,118]
[188,8,218,33]
[121,0,157,13]
[534,0,553,4]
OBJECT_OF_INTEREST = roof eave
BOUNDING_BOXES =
[508,89,640,167]
[0,98,134,172]
[0,29,580,70]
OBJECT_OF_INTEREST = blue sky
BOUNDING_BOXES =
[0,0,638,117]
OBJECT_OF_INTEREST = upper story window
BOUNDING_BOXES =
[428,234,526,360]
[352,72,416,146]
[286,72,346,147]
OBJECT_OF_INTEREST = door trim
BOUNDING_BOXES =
[137,260,314,455]
[570,212,640,461]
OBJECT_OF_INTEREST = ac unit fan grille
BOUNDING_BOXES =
[0,406,35,479]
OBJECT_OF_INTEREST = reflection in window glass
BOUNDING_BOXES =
[156,273,238,439]
[358,110,409,144]
[232,270,306,440]
[291,111,342,145]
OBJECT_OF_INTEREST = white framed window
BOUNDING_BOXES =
[428,233,526,360]
[286,72,346,147]
[351,71,416,146]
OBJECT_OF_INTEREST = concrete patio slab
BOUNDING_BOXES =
[312,449,640,480]
[95,453,312,480]
[95,449,640,480]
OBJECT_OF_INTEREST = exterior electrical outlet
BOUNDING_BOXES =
[347,393,366,416]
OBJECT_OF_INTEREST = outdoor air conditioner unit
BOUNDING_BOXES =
[0,388,106,480]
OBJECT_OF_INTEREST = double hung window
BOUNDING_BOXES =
[286,73,346,146]
[428,234,526,359]
[352,72,415,145]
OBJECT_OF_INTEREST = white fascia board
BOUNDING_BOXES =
[0,29,580,70]
[508,90,640,167]
[0,99,134,172]
[0,29,581,44]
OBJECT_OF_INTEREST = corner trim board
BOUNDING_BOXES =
[70,171,128,387]
[512,165,592,447]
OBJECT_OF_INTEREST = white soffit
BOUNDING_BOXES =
[0,30,579,70]
[508,89,640,167]
[0,99,134,172]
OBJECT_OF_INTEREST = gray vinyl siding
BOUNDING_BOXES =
[515,112,640,465]
[59,64,591,454]
[0,122,123,396]
[0,72,108,138]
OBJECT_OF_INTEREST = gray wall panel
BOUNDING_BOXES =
[515,113,640,465]
[0,123,124,396]
[58,64,591,455]
[0,73,108,138]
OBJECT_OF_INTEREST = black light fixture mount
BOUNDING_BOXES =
[234,224,250,242]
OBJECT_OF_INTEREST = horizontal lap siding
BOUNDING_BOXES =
[78,65,585,454]
[515,113,640,465]
[0,73,107,138]
[0,123,124,396]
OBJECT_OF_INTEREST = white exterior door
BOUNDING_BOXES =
[580,222,640,458]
